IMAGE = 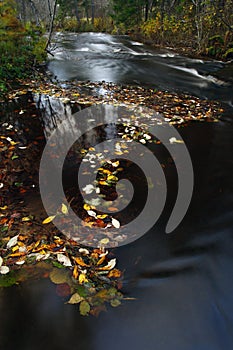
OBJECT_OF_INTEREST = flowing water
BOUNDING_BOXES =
[1,33,233,350]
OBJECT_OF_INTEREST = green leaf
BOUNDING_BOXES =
[76,285,88,298]
[79,300,91,316]
[11,155,19,160]
[52,261,65,269]
[110,299,121,308]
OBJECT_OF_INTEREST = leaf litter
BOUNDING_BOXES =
[0,79,225,315]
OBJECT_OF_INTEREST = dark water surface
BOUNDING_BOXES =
[1,33,233,350]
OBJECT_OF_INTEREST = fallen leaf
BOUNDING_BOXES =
[112,218,120,228]
[107,269,122,278]
[99,258,116,271]
[79,300,91,316]
[21,217,31,222]
[7,235,19,249]
[0,266,10,274]
[61,203,68,215]
[57,253,72,267]
[42,215,56,224]
[79,273,88,284]
[68,293,84,304]
[49,268,69,284]
[169,137,184,144]
[110,299,121,307]
[74,257,89,267]
[99,238,110,245]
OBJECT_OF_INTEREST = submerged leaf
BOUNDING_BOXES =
[79,300,91,316]
[49,268,69,284]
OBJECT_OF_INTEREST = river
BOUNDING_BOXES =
[0,32,233,350]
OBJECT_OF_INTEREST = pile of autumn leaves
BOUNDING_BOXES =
[0,230,123,315]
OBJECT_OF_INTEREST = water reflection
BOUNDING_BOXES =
[48,32,233,105]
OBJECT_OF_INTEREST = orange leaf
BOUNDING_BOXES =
[107,269,122,278]
[73,265,79,279]
[74,257,89,267]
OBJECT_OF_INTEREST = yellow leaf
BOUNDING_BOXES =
[79,273,88,284]
[10,141,18,146]
[107,175,118,182]
[21,217,31,222]
[99,238,110,246]
[111,161,120,167]
[83,203,95,211]
[99,180,108,186]
[97,214,108,219]
[42,215,56,224]
[101,169,111,174]
[68,293,84,304]
[0,206,8,210]
[61,203,68,215]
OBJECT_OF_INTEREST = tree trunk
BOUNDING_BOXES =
[91,0,95,25]
[73,0,81,23]
[45,0,58,51]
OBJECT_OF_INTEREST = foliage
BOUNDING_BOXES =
[111,0,233,59]
[0,1,47,98]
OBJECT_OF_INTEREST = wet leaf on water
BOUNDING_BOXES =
[112,218,120,229]
[68,292,84,304]
[42,215,56,224]
[110,299,121,308]
[169,137,184,144]
[107,269,122,278]
[79,300,91,316]
[61,203,69,215]
[99,258,116,271]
